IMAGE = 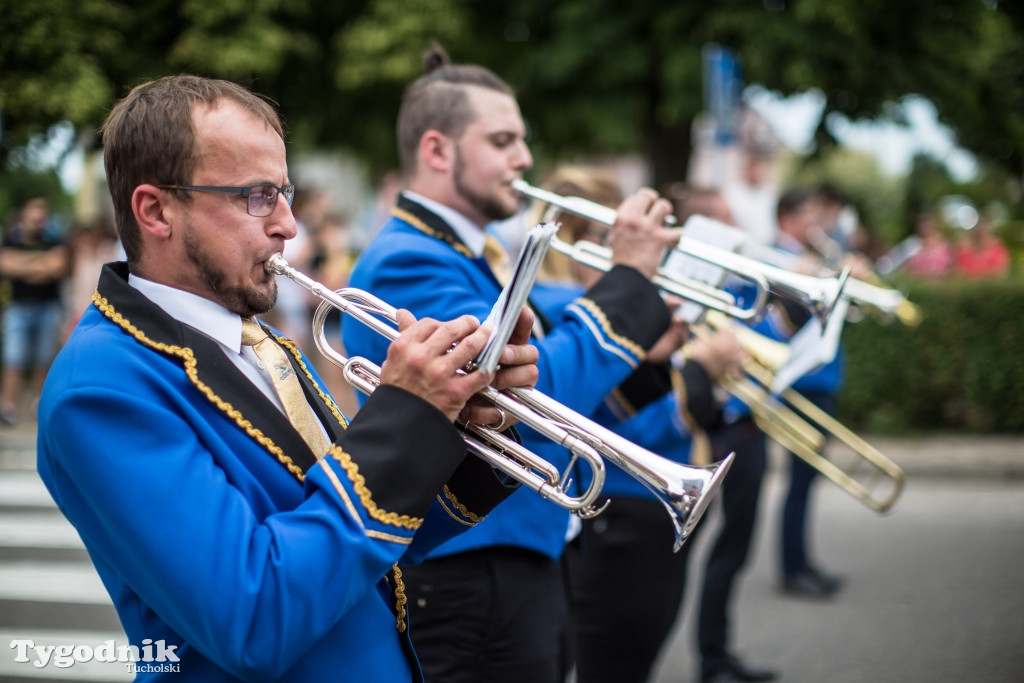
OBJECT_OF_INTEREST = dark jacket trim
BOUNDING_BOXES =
[393,194,554,334]
[678,361,722,432]
[615,362,673,414]
[584,265,671,350]
[96,263,326,476]
[335,385,468,521]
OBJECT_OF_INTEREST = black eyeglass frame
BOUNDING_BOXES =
[157,183,295,217]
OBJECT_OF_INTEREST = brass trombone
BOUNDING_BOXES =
[513,179,852,325]
[698,311,906,513]
[266,253,734,550]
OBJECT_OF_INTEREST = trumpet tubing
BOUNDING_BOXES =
[514,178,850,325]
[515,180,768,321]
[269,253,732,549]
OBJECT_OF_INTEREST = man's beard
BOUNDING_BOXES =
[182,220,277,317]
[452,145,518,223]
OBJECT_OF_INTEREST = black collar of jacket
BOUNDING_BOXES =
[96,262,334,475]
[395,195,553,334]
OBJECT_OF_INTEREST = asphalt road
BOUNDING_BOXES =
[651,446,1024,683]
[2,419,1022,682]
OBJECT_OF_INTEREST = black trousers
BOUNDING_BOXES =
[697,418,769,678]
[400,546,569,683]
[564,497,695,683]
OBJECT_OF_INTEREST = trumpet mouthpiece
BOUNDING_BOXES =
[265,252,288,275]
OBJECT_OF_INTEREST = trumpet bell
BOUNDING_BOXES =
[663,452,735,551]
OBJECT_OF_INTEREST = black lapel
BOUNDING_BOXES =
[96,263,320,474]
[395,195,554,335]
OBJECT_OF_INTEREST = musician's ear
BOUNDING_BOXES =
[419,130,454,173]
[133,184,174,241]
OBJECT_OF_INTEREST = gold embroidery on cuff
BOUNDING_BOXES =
[326,445,422,530]
[441,485,485,523]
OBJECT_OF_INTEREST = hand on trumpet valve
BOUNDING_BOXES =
[687,326,747,382]
[461,307,539,429]
[609,188,680,279]
[381,310,495,423]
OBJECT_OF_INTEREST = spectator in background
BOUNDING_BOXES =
[0,197,70,424]
[956,217,1010,279]
[309,211,359,416]
[665,184,737,226]
[63,216,122,342]
[670,185,779,683]
[905,211,955,279]
[264,187,321,349]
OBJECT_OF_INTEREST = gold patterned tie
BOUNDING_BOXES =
[483,234,513,286]
[241,318,331,457]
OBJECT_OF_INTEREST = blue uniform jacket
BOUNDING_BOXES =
[36,263,514,682]
[532,282,696,500]
[343,195,671,559]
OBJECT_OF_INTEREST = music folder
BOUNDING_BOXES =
[473,222,558,374]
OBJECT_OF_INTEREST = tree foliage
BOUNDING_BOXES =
[1,0,1022,193]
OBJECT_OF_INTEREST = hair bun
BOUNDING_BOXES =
[422,43,451,73]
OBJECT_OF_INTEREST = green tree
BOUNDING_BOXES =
[2,0,1023,192]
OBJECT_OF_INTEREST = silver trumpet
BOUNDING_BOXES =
[266,253,733,551]
[513,178,851,325]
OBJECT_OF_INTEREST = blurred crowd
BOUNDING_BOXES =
[0,189,377,426]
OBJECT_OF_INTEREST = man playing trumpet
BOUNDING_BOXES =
[36,74,541,681]
[344,48,684,683]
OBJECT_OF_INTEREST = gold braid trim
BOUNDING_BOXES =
[440,485,485,523]
[573,297,647,360]
[671,365,711,466]
[270,329,349,431]
[392,207,475,258]
[326,445,422,530]
[391,564,408,633]
[92,291,306,483]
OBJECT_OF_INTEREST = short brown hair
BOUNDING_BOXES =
[396,46,513,177]
[100,74,283,262]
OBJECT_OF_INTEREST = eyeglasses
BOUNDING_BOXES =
[157,183,295,217]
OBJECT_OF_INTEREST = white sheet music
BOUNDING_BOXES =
[770,295,848,394]
[475,222,558,373]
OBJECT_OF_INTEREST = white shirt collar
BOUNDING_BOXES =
[128,274,244,353]
[403,190,487,257]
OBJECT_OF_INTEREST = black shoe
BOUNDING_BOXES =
[782,569,840,599]
[702,656,778,682]
[806,566,844,593]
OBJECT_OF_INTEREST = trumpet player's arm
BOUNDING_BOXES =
[344,221,670,420]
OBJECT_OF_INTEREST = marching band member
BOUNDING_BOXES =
[36,74,540,681]
[529,168,745,683]
[343,49,680,683]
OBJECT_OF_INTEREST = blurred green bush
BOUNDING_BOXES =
[839,276,1024,434]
